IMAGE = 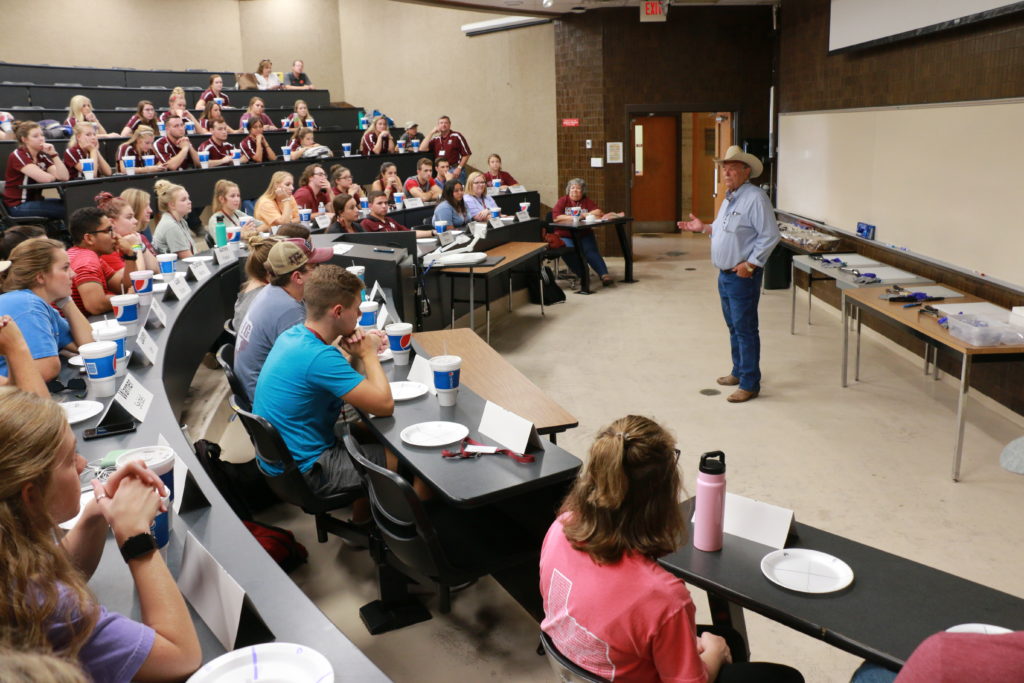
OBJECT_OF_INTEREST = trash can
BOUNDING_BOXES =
[763,243,792,290]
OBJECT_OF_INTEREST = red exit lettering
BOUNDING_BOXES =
[645,1,663,15]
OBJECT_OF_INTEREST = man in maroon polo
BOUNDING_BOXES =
[425,115,471,182]
[153,115,200,171]
[197,121,237,167]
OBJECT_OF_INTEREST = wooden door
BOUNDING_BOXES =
[691,113,717,223]
[630,115,678,232]
[713,111,734,217]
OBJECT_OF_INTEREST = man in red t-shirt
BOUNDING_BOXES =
[66,207,135,315]
[197,121,237,167]
[425,116,471,181]
[404,158,442,202]
[154,115,200,171]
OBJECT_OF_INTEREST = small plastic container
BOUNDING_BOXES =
[947,314,1019,347]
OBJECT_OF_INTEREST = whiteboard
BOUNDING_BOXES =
[777,100,1024,287]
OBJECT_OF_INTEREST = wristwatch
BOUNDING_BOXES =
[119,532,158,562]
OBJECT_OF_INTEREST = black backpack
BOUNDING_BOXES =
[193,439,279,520]
[528,265,566,305]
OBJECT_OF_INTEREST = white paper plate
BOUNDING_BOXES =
[62,400,104,425]
[153,282,168,293]
[183,255,214,263]
[400,421,469,448]
[391,381,428,401]
[187,643,333,683]
[946,623,1013,635]
[68,354,85,367]
[760,549,854,594]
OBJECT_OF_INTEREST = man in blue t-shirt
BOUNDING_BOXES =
[234,238,332,401]
[253,265,395,501]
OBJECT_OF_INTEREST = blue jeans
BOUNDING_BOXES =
[850,662,897,683]
[718,269,763,392]
[562,233,608,279]
[7,199,64,220]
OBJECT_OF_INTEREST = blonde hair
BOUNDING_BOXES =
[0,388,98,657]
[212,179,240,216]
[247,97,265,114]
[125,124,155,151]
[153,179,187,216]
[560,415,686,564]
[1,238,65,293]
[120,188,153,232]
[244,234,281,284]
[257,59,272,75]
[360,116,390,150]
[169,86,185,106]
[293,99,308,115]
[68,95,91,119]
[71,121,94,141]
[465,171,487,197]
[0,648,88,682]
[260,171,293,202]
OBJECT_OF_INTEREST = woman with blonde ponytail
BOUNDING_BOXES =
[233,233,281,331]
[539,415,804,683]
[0,388,201,680]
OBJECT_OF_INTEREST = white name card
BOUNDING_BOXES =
[148,298,167,328]
[515,210,531,223]
[489,217,504,230]
[403,197,424,209]
[367,280,385,303]
[166,274,191,301]
[486,186,500,197]
[189,261,212,281]
[509,184,527,194]
[333,243,354,256]
[689,493,795,550]
[178,531,246,651]
[315,213,332,229]
[135,328,159,366]
[407,355,436,394]
[478,400,543,455]
[214,246,236,266]
[376,303,389,330]
[115,372,154,423]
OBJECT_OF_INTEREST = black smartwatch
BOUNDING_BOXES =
[119,532,158,562]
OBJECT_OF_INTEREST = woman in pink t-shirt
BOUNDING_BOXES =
[539,415,804,683]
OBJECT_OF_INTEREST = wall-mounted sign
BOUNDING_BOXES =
[562,118,580,127]
[641,1,668,22]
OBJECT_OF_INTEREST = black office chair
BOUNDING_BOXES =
[343,436,539,633]
[540,632,610,683]
[0,200,49,230]
[215,343,249,411]
[228,395,368,547]
[223,317,237,338]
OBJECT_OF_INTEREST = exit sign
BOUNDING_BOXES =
[641,0,668,22]
[562,118,580,127]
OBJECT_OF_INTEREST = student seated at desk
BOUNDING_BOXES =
[483,153,518,187]
[293,164,334,219]
[67,207,136,316]
[464,171,500,222]
[235,238,332,401]
[117,126,165,175]
[434,157,456,187]
[196,74,231,110]
[3,122,69,222]
[289,127,328,158]
[240,117,277,164]
[241,96,277,131]
[552,177,623,287]
[369,162,403,202]
[119,100,160,137]
[0,315,47,397]
[63,123,112,182]
[120,188,155,240]
[152,180,196,259]
[404,157,442,203]
[0,388,202,682]
[0,239,94,382]
[330,164,363,202]
[95,192,160,275]
[850,630,1024,683]
[153,115,200,171]
[197,120,238,168]
[208,179,259,238]
[199,100,238,135]
[361,192,435,238]
[254,172,300,230]
[540,415,804,683]
[285,99,317,130]
[327,194,362,234]
[159,88,202,131]
[431,180,470,229]
[233,233,281,333]
[360,116,396,156]
[255,59,283,91]
[62,95,115,139]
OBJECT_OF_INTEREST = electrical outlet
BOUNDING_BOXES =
[585,139,592,149]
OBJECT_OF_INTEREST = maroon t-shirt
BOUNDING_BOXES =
[484,170,518,186]
[427,131,471,168]
[124,114,158,133]
[199,89,230,107]
[293,186,331,211]
[360,215,407,233]
[361,131,391,156]
[552,195,599,238]
[198,138,236,161]
[63,145,90,181]
[154,135,195,169]
[3,148,54,206]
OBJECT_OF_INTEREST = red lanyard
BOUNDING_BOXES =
[441,436,535,464]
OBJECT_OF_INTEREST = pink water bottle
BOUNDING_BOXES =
[693,451,726,552]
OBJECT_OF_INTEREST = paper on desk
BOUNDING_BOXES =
[935,301,1011,321]
[860,266,919,283]
[178,531,246,651]
[376,303,389,330]
[332,243,354,255]
[692,493,794,549]
[407,355,436,394]
[479,400,543,454]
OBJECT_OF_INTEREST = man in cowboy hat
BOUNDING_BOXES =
[678,145,779,403]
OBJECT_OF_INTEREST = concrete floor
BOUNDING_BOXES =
[194,232,1024,682]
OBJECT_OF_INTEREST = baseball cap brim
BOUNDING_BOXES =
[307,246,334,264]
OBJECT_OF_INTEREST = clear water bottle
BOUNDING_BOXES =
[693,451,726,552]
[318,201,325,216]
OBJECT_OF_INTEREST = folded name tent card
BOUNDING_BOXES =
[178,531,247,651]
[376,303,389,330]
[213,246,237,266]
[114,372,154,423]
[407,355,436,394]
[164,275,191,301]
[478,400,543,455]
[403,197,424,209]
[367,280,385,304]
[692,493,794,550]
[147,298,167,328]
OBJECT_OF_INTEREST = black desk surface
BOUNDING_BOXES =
[363,340,582,509]
[659,502,1024,669]
[65,250,388,678]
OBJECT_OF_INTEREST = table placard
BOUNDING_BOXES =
[135,327,159,366]
[213,246,237,266]
[486,186,500,197]
[147,297,167,328]
[515,210,531,223]
[367,280,385,304]
[165,274,191,301]
[489,217,504,230]
[376,303,389,330]
[407,355,436,394]
[689,493,794,550]
[189,261,212,282]
[479,400,543,454]
[403,197,424,209]
[315,213,332,230]
[178,531,247,651]
[509,184,527,194]
[115,372,154,423]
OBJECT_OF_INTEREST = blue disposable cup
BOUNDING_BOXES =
[131,270,153,294]
[214,97,224,105]
[433,368,460,390]
[282,146,291,160]
[158,254,177,274]
[124,156,136,174]
[299,208,312,222]
[412,140,420,151]
[82,158,95,178]
[492,179,502,188]
[360,197,369,209]
[111,294,139,323]
[116,446,176,549]
[185,120,195,134]
[434,221,447,234]
[79,341,117,397]
[430,354,462,406]
[198,150,210,166]
[143,155,155,167]
[158,121,165,134]
[491,206,500,219]
[232,149,241,161]
[343,143,352,156]
[358,301,378,327]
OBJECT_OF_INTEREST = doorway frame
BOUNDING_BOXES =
[623,103,741,223]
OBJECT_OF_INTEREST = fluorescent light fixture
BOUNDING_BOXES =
[542,0,554,6]
[461,15,553,36]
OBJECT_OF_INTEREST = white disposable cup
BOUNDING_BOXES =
[124,156,136,175]
[198,150,210,169]
[397,140,406,153]
[385,322,413,366]
[214,97,224,106]
[492,179,502,188]
[519,202,530,212]
[281,118,289,129]
[429,354,462,407]
[143,155,155,167]
[358,300,379,329]
[92,320,129,378]
[282,146,292,161]
[79,340,118,397]
[110,293,140,336]
[117,446,176,549]
[82,158,95,180]
[393,192,404,208]
[411,140,420,152]
[157,253,177,274]
[130,269,154,306]
[490,206,501,219]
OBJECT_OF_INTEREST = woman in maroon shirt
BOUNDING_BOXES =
[119,100,159,137]
[199,100,238,134]
[360,116,396,156]
[63,123,112,181]
[370,162,402,201]
[330,164,363,201]
[196,74,231,110]
[239,117,277,163]
[483,153,518,187]
[3,122,69,220]
[552,178,624,287]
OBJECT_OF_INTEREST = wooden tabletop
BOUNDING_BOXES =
[845,285,1024,356]
[439,241,547,275]
[413,328,578,433]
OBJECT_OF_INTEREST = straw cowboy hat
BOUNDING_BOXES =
[716,145,763,179]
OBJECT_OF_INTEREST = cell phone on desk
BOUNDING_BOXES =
[83,420,137,441]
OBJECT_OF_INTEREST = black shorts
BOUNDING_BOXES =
[301,441,385,497]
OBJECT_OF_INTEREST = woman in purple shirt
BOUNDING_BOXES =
[0,388,201,681]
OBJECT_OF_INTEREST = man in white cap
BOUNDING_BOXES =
[399,121,423,149]
[678,146,779,403]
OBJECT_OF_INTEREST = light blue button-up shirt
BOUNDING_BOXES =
[710,182,779,270]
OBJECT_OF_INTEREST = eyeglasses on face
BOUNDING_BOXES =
[89,227,114,236]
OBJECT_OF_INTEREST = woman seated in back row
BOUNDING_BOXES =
[117,126,164,174]
[552,177,624,287]
[0,387,202,681]
[62,96,115,138]
[199,100,239,134]
[119,100,159,137]
[540,414,804,683]
[239,117,277,163]
[196,74,231,110]
[160,87,203,133]
[3,122,69,221]
[360,116,396,156]
[285,100,317,130]
[483,153,518,187]
[255,59,283,91]
[63,123,112,181]
[240,97,277,132]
